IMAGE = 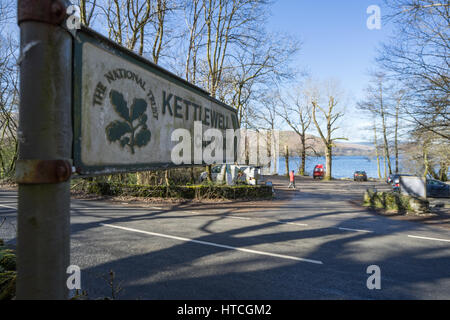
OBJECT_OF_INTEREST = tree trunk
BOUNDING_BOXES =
[190,167,195,184]
[256,133,260,166]
[266,131,272,174]
[376,149,381,180]
[394,103,399,173]
[206,165,212,182]
[285,145,289,177]
[423,147,429,178]
[300,135,306,175]
[325,146,332,180]
[383,149,387,180]
[381,108,392,175]
[164,169,170,186]
[439,163,448,181]
[245,132,249,165]
[373,122,382,179]
[137,174,143,185]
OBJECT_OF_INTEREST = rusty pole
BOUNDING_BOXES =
[16,0,73,299]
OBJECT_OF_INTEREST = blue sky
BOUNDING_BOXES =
[2,0,394,143]
[268,0,393,142]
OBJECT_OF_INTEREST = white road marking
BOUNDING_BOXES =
[282,221,309,227]
[174,210,206,215]
[337,227,373,233]
[101,223,324,265]
[227,216,251,220]
[71,207,158,211]
[0,204,17,210]
[9,200,448,246]
[407,235,450,243]
[72,207,117,210]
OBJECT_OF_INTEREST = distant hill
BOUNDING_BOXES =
[340,141,374,147]
[278,131,374,156]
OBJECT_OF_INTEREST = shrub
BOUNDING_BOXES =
[0,271,16,300]
[0,251,16,271]
[74,181,273,200]
[0,246,16,300]
[363,190,429,213]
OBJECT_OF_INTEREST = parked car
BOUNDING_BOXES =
[386,174,394,184]
[427,179,450,198]
[391,175,414,192]
[392,177,401,192]
[353,171,368,181]
[387,173,412,184]
[199,164,260,185]
[232,165,258,185]
[199,164,224,182]
[313,164,325,179]
[391,176,450,198]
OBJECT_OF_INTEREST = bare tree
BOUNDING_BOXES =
[187,0,297,181]
[225,34,299,126]
[371,118,382,179]
[0,0,19,180]
[310,80,347,180]
[78,0,98,26]
[102,0,175,58]
[183,0,205,83]
[248,91,280,174]
[151,0,172,62]
[392,88,405,173]
[104,0,153,54]
[379,0,449,139]
[358,72,394,177]
[277,88,314,176]
[406,128,450,181]
[201,0,264,98]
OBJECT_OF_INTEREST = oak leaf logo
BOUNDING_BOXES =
[106,90,151,154]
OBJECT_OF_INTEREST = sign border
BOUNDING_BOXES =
[73,26,238,176]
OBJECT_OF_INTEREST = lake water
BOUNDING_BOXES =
[276,156,399,179]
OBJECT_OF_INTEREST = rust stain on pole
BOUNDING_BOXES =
[16,159,72,184]
[18,0,67,25]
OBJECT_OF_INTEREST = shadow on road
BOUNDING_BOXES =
[68,186,450,299]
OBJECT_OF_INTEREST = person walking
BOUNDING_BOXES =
[288,170,296,189]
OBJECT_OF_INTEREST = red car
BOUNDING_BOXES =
[313,164,325,179]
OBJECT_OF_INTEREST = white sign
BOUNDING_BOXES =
[74,28,238,175]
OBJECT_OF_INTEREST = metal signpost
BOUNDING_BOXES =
[16,0,73,300]
[16,0,238,300]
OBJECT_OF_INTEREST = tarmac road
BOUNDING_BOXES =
[1,177,449,299]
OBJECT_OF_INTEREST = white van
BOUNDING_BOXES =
[199,164,261,185]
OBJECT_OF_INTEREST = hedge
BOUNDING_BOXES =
[363,190,429,213]
[75,181,274,200]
